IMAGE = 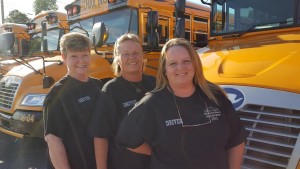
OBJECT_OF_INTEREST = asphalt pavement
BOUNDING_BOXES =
[0,132,47,169]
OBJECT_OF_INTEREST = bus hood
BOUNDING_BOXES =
[199,31,300,94]
[6,56,63,77]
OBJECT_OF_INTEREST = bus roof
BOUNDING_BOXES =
[72,0,210,20]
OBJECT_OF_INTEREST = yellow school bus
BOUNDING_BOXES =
[0,23,31,76]
[199,0,300,168]
[0,11,69,138]
[65,0,210,77]
[0,0,210,139]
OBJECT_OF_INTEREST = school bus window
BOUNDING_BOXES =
[240,7,253,30]
[228,8,235,31]
[70,18,93,38]
[254,10,266,25]
[30,34,42,53]
[158,17,169,44]
[142,13,147,44]
[44,29,61,51]
[193,16,208,43]
[94,8,138,44]
[298,1,300,24]
[129,8,138,35]
[184,14,191,41]
[212,3,224,33]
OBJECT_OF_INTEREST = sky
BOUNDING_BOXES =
[1,0,69,19]
[0,0,206,21]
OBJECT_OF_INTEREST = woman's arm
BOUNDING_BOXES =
[227,142,245,169]
[127,142,152,155]
[94,137,108,169]
[45,134,71,169]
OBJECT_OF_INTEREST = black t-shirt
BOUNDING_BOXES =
[44,75,103,169]
[116,87,248,169]
[88,74,156,169]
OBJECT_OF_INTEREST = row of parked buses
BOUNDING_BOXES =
[0,1,210,138]
[0,23,31,77]
[0,10,69,138]
[0,0,299,168]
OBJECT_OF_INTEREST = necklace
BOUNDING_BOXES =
[128,81,142,93]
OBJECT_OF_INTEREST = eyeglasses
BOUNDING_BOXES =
[171,89,211,127]
[120,52,142,58]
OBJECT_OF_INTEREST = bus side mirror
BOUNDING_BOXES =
[43,76,54,88]
[147,32,159,50]
[147,11,158,32]
[0,32,15,52]
[175,18,185,38]
[21,39,29,56]
[42,22,47,36]
[92,22,108,48]
[175,0,185,38]
[146,11,159,50]
[46,13,58,24]
[175,0,186,14]
[42,39,48,53]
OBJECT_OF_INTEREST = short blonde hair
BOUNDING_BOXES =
[60,32,91,56]
[112,33,142,76]
[155,38,224,104]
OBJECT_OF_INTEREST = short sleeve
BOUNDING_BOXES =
[88,90,117,138]
[43,89,67,138]
[116,96,157,149]
[223,96,248,149]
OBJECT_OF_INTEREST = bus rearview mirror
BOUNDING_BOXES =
[43,76,54,88]
[147,11,158,33]
[42,22,47,36]
[92,22,108,48]
[175,0,186,14]
[175,18,185,38]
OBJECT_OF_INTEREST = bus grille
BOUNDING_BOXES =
[0,76,21,110]
[240,104,300,169]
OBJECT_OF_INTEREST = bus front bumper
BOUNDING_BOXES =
[0,110,43,138]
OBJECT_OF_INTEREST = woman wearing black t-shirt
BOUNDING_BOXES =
[44,32,103,169]
[88,33,155,169]
[116,38,248,169]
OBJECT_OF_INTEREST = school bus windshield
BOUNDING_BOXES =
[70,8,138,44]
[30,33,42,53]
[212,0,297,35]
[0,33,18,55]
[30,28,62,53]
[43,28,61,51]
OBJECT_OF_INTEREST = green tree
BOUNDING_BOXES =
[4,10,30,23]
[33,0,58,15]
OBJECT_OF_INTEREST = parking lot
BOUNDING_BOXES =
[0,132,47,169]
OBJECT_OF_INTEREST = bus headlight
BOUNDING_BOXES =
[21,94,47,106]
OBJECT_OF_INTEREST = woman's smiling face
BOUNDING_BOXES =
[165,45,195,89]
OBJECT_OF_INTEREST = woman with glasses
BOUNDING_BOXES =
[88,33,155,169]
[116,38,248,169]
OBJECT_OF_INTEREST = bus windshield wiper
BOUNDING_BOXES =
[237,20,289,37]
[223,20,289,39]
